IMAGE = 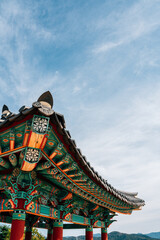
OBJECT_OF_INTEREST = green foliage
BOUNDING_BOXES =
[0,225,46,240]
[0,225,10,240]
[31,228,45,240]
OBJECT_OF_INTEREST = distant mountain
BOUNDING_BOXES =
[108,231,159,240]
[145,232,160,239]
[93,233,101,237]
[63,231,160,240]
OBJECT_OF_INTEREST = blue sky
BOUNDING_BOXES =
[0,0,160,237]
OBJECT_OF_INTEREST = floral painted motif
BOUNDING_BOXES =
[25,148,40,163]
[32,116,49,133]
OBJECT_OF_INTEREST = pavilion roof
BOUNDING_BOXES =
[0,91,145,211]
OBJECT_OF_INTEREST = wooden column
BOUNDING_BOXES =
[86,226,93,240]
[101,228,108,240]
[25,226,32,240]
[47,228,53,240]
[10,210,26,240]
[53,220,63,240]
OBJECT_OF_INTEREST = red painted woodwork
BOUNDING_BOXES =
[25,230,32,240]
[53,227,63,240]
[101,232,108,240]
[47,230,53,240]
[85,229,93,240]
[47,233,53,240]
[10,219,25,240]
[16,199,25,209]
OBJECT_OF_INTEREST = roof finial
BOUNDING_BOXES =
[38,91,53,108]
[32,91,54,116]
[1,104,13,120]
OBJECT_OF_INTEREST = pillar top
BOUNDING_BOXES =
[86,226,93,231]
[53,219,63,227]
[12,210,26,221]
[101,228,107,233]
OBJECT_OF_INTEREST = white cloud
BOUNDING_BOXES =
[0,0,59,110]
[73,86,81,94]
[71,83,160,233]
[93,41,122,54]
[93,0,160,54]
[0,0,159,236]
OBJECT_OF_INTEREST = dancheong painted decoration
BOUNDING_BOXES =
[0,91,145,240]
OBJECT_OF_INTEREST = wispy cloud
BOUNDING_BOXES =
[73,82,160,233]
[93,41,122,54]
[0,0,160,236]
[93,0,160,54]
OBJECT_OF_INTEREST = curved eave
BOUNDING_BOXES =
[0,105,145,212]
[49,112,145,209]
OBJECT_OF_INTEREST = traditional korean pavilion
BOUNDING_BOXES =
[0,91,145,240]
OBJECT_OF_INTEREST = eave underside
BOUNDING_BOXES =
[0,113,144,216]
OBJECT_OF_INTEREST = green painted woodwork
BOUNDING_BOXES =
[0,112,140,232]
[48,229,53,234]
[94,220,103,228]
[72,214,91,225]
[27,203,60,219]
[102,228,107,233]
[42,147,128,212]
[46,139,57,148]
[0,157,11,168]
[106,219,117,228]
[12,210,26,221]
[0,166,5,171]
[53,220,63,227]
[58,189,71,201]
[14,123,26,148]
[107,213,116,220]
[35,161,51,171]
[57,154,70,165]
[25,214,40,228]
[32,115,50,134]
[86,226,93,231]
[40,205,50,216]
[23,147,41,164]
[0,123,26,152]
[41,152,117,212]
[0,215,12,224]
[0,199,14,211]
[63,224,88,229]
[0,131,10,153]
[3,170,39,208]
[9,154,17,167]
[0,212,106,230]
[0,122,127,215]
[43,129,59,156]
